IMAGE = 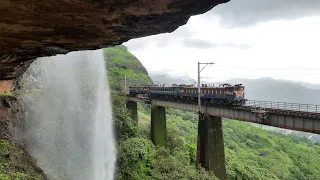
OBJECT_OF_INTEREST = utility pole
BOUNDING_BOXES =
[198,62,214,114]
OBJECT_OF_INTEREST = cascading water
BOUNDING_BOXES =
[21,49,115,180]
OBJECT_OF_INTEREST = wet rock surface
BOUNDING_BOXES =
[0,0,228,80]
[0,96,24,141]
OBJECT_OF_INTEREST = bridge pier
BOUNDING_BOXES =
[150,106,167,147]
[126,101,138,123]
[196,114,226,180]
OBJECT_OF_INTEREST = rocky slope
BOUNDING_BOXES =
[0,0,228,80]
[0,96,48,179]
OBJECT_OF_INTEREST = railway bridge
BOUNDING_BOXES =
[126,96,320,180]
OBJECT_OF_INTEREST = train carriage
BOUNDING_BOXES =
[129,83,246,106]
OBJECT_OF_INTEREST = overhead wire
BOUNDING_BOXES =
[214,65,320,70]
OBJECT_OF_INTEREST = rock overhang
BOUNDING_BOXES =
[0,0,229,80]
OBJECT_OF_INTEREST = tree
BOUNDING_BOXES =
[117,138,156,180]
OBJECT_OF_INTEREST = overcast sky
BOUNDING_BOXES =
[124,0,320,84]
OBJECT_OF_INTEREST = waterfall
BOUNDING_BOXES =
[21,49,115,180]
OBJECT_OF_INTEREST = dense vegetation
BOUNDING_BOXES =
[0,139,47,179]
[107,45,320,180]
[105,46,217,179]
[105,45,153,89]
[2,45,318,180]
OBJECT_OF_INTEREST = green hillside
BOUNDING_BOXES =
[110,46,320,180]
[105,45,153,91]
[106,45,217,180]
[136,107,320,180]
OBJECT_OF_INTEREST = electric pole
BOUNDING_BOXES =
[198,62,214,114]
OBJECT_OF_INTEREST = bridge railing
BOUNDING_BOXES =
[245,100,319,113]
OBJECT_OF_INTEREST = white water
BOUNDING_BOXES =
[22,50,115,180]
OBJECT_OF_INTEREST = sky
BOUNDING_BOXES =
[124,0,320,84]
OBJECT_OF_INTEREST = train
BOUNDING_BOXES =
[128,83,246,106]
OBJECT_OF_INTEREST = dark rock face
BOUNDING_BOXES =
[0,0,228,80]
[0,96,24,141]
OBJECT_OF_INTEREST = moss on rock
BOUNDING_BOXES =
[0,139,47,180]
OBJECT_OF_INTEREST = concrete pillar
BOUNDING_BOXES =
[126,101,138,123]
[150,106,167,147]
[196,114,226,180]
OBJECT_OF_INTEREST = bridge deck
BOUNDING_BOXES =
[127,96,320,134]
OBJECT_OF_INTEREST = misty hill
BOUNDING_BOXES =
[150,72,194,85]
[223,78,320,104]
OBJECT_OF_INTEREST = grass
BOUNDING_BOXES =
[0,92,13,96]
[138,111,151,124]
[0,139,47,179]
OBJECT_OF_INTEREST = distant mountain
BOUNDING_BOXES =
[222,78,320,104]
[149,72,195,85]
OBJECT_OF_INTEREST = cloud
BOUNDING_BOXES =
[204,0,320,27]
[124,38,149,50]
[125,25,194,50]
[183,39,251,49]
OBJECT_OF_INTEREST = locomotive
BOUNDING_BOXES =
[129,83,246,106]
